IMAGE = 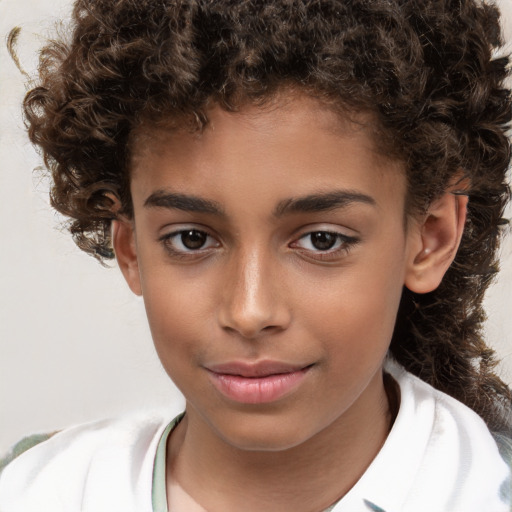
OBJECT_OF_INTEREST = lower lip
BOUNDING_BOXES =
[207,368,310,404]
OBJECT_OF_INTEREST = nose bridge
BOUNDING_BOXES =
[239,247,267,314]
[219,243,288,338]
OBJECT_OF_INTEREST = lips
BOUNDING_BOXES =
[205,361,312,404]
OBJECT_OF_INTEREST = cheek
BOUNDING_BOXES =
[140,269,210,358]
[144,294,207,396]
[298,253,406,362]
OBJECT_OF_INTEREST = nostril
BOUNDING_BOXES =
[262,324,282,332]
[221,319,285,340]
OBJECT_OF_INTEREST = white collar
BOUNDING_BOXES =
[331,360,510,512]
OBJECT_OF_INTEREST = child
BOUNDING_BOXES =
[1,0,511,510]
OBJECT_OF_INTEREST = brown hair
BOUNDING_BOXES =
[19,0,512,432]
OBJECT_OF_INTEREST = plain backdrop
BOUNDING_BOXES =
[1,0,512,454]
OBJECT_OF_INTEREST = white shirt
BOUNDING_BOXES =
[332,361,510,512]
[0,361,509,512]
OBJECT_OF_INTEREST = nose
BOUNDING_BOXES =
[217,248,291,339]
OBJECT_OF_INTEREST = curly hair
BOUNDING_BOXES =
[19,0,512,432]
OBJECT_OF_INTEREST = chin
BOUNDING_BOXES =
[212,415,315,453]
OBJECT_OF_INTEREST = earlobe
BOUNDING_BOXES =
[405,192,468,294]
[111,219,143,296]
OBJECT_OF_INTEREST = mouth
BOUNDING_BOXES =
[205,361,313,404]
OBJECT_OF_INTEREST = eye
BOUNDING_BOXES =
[160,228,219,254]
[300,232,341,251]
[291,230,359,258]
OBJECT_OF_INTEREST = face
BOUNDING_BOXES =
[119,95,419,452]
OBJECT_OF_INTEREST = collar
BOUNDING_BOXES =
[330,360,435,512]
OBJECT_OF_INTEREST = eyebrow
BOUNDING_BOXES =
[144,190,225,216]
[143,189,376,217]
[273,190,376,217]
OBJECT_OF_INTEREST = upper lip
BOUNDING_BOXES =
[205,360,310,378]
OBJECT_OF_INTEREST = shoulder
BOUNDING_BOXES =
[0,432,61,474]
[382,360,511,511]
[0,411,174,512]
[492,430,512,503]
[385,358,505,443]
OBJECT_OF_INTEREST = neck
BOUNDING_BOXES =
[167,371,395,512]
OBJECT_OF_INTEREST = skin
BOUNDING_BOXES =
[113,93,467,511]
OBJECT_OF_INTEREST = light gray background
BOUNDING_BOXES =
[1,0,511,453]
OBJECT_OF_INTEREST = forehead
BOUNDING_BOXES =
[132,93,381,158]
[129,94,406,214]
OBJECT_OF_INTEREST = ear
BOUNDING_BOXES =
[405,192,468,294]
[111,219,143,296]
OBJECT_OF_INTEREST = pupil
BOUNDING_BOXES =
[311,232,337,250]
[181,230,207,249]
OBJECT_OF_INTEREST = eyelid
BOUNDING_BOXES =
[158,225,221,256]
[291,223,358,242]
[292,231,358,249]
[289,227,360,260]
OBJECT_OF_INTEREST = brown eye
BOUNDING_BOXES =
[291,229,359,258]
[160,228,220,256]
[181,230,207,249]
[309,232,337,251]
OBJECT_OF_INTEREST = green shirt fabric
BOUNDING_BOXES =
[151,413,184,512]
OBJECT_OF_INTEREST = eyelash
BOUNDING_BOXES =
[291,231,359,261]
[158,228,359,261]
[159,229,220,259]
